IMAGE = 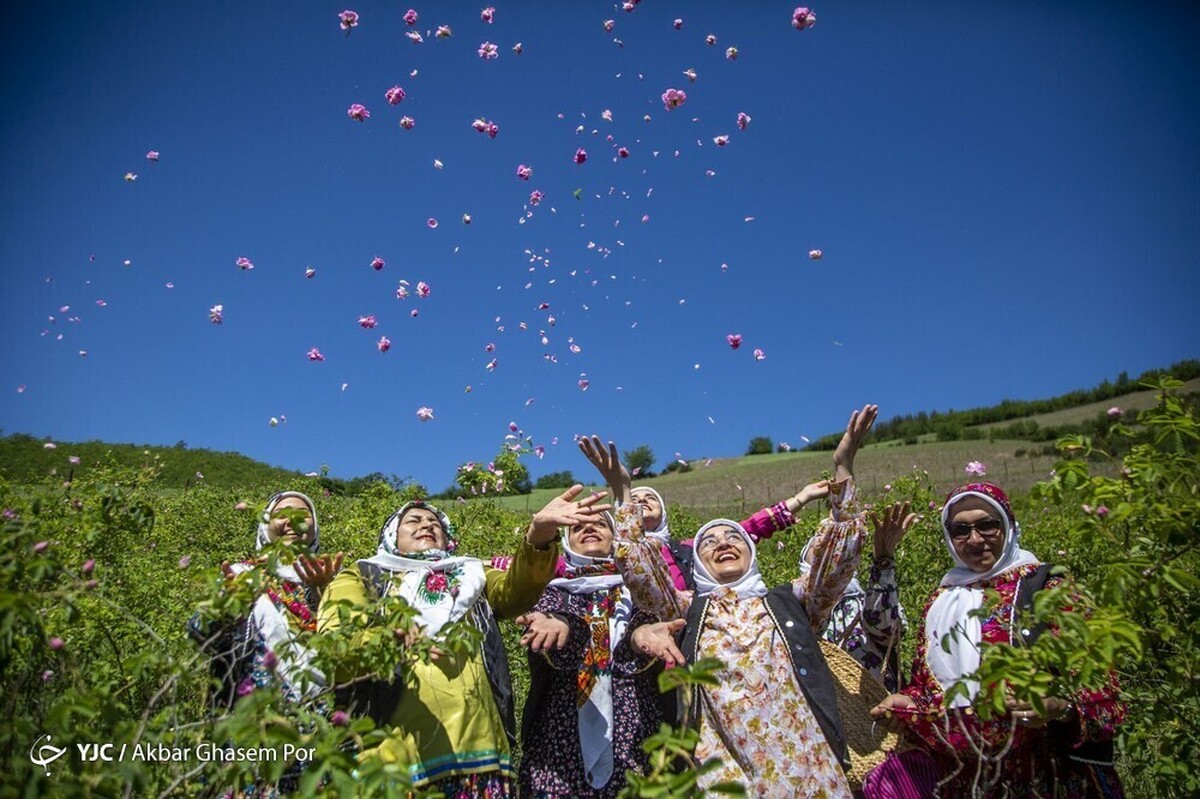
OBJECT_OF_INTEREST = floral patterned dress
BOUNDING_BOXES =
[894,563,1126,798]
[615,479,868,798]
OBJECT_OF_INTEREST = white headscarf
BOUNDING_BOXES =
[631,486,670,544]
[230,491,325,700]
[925,489,1041,707]
[692,520,768,599]
[547,517,632,789]
[357,501,487,638]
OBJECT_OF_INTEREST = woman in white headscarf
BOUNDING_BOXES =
[516,506,680,798]
[866,482,1126,799]
[318,487,610,799]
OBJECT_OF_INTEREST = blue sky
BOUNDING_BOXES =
[1,1,1197,491]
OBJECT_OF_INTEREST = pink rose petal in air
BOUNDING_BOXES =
[417,406,434,421]
[358,315,377,329]
[403,8,418,25]
[808,249,823,260]
[603,20,615,32]
[436,24,452,38]
[416,281,431,297]
[481,6,495,23]
[737,112,751,130]
[516,164,533,180]
[377,336,391,353]
[427,217,438,228]
[235,257,254,271]
[385,86,406,105]
[529,190,544,205]
[793,7,816,30]
[146,150,159,161]
[574,148,587,164]
[305,267,316,278]
[578,374,590,391]
[307,347,325,362]
[618,146,629,158]
[726,46,738,60]
[406,30,424,43]
[339,10,359,31]
[713,135,729,146]
[478,41,498,60]
[512,42,523,54]
[662,88,687,110]
[209,304,224,325]
[726,333,743,350]
[396,284,410,300]
[371,256,385,270]
[706,34,716,45]
[347,103,370,121]
[399,116,415,129]
[753,348,766,361]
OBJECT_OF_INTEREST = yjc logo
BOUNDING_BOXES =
[30,734,67,776]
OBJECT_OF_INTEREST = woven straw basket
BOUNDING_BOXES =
[818,640,898,788]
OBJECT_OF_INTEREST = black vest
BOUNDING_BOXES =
[679,584,848,769]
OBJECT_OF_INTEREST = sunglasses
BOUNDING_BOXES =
[947,518,1003,540]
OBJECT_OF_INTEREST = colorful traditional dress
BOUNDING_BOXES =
[614,478,868,798]
[519,524,662,798]
[866,483,1125,799]
[319,501,556,798]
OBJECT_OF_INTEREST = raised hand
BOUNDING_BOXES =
[516,611,572,651]
[833,404,878,481]
[794,479,831,508]
[578,435,631,503]
[295,552,345,593]
[869,502,917,559]
[630,619,687,666]
[528,484,614,547]
[869,692,919,733]
[1006,695,1073,729]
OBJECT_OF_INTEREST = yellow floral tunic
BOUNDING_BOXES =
[615,479,866,798]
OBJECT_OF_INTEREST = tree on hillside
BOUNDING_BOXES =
[746,436,774,455]
[624,445,655,477]
[534,470,576,489]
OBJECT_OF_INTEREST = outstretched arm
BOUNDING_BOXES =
[791,477,867,631]
[741,480,830,543]
[833,404,877,482]
[612,502,693,622]
[579,435,632,505]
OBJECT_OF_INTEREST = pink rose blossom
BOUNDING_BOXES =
[662,88,687,110]
[49,636,64,651]
[305,266,316,278]
[965,461,988,477]
[436,24,452,38]
[1107,406,1123,420]
[726,333,743,350]
[358,315,377,329]
[481,6,495,23]
[478,41,499,59]
[236,256,254,271]
[529,190,544,205]
[726,46,738,60]
[377,336,391,353]
[737,112,751,130]
[338,10,359,31]
[209,304,223,324]
[426,217,438,229]
[516,164,533,180]
[706,34,716,45]
[371,257,385,271]
[753,348,766,361]
[574,148,587,164]
[178,555,191,569]
[399,116,415,129]
[793,7,816,30]
[82,559,95,575]
[385,85,406,105]
[417,281,431,297]
[307,347,325,362]
[347,103,370,121]
[237,678,255,697]
[416,406,434,421]
[403,8,418,25]
[808,249,823,260]
[146,150,159,161]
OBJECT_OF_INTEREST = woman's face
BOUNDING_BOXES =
[567,518,614,558]
[395,507,448,554]
[696,524,751,583]
[946,497,1006,573]
[266,496,314,545]
[632,489,663,530]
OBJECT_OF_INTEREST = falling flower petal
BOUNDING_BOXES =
[726,46,739,60]
[793,7,817,30]
[399,116,415,129]
[406,30,424,43]
[339,10,359,31]
[385,85,406,104]
[376,336,391,353]
[307,347,325,362]
[713,135,729,146]
[416,281,431,297]
[235,256,254,271]
[417,406,434,421]
[403,8,418,25]
[529,189,544,205]
[427,217,438,228]
[516,164,533,180]
[965,461,988,477]
[371,256,385,270]
[305,266,316,278]
[752,348,766,361]
[737,111,751,130]
[574,148,587,164]
[662,88,687,110]
[481,6,495,23]
[347,103,370,121]
[706,34,716,45]
[124,172,137,182]
[478,41,499,59]
[436,24,452,38]
[358,315,377,329]
[146,150,159,161]
[512,41,523,54]
[726,333,743,350]
[209,304,224,324]
[808,249,823,260]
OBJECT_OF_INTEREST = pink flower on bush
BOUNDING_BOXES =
[516,164,533,180]
[793,7,816,30]
[49,637,64,651]
[178,555,192,569]
[236,256,254,271]
[965,461,988,477]
[307,347,325,362]
[399,116,415,129]
[662,88,687,110]
[1096,505,1111,519]
[146,150,159,161]
[347,103,370,121]
[529,190,544,205]
[377,336,391,353]
[574,149,587,164]
[385,85,406,105]
[237,678,255,697]
[726,333,743,350]
[403,8,418,25]
[83,559,95,575]
[481,7,495,23]
[416,406,434,421]
[478,41,498,59]
[331,710,350,727]
[753,348,766,361]
[416,281,431,298]
[339,10,359,31]
[209,304,223,324]
[358,315,377,329]
[737,112,751,130]
[371,256,385,271]
[262,650,278,670]
[1107,406,1123,420]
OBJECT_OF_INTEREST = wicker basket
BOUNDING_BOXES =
[818,639,898,788]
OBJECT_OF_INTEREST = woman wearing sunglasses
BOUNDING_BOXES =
[866,482,1125,798]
